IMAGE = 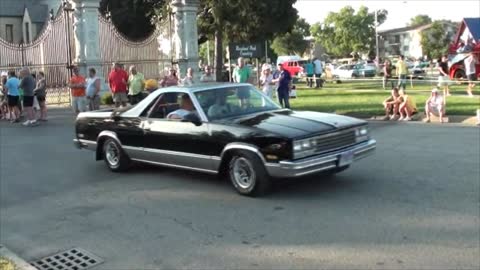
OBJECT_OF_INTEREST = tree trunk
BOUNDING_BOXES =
[214,27,223,82]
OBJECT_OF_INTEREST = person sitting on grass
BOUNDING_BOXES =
[382,87,400,120]
[398,89,417,121]
[424,88,445,123]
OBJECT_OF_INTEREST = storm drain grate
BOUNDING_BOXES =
[30,248,103,270]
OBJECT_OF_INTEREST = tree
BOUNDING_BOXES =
[421,21,453,60]
[310,6,387,58]
[197,0,298,80]
[271,18,310,56]
[99,0,166,40]
[408,15,432,27]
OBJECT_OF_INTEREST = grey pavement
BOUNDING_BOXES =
[0,109,479,270]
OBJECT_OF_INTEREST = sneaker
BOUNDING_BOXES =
[22,120,31,126]
[390,115,397,120]
[403,117,412,121]
[423,118,431,123]
[381,116,390,121]
[30,120,40,126]
[398,116,404,121]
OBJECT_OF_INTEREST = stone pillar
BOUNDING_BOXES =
[171,0,200,80]
[71,0,102,79]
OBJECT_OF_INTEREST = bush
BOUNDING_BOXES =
[101,92,114,105]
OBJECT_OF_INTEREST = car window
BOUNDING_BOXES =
[147,92,196,120]
[195,86,280,121]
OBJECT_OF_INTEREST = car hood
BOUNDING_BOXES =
[227,110,366,139]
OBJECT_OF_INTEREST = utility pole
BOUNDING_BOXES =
[375,9,380,64]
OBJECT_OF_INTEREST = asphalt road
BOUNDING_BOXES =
[1,109,479,270]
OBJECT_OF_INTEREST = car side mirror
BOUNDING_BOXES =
[182,113,202,126]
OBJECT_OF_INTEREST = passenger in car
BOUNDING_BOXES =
[208,92,238,118]
[167,94,197,120]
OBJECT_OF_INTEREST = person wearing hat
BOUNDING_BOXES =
[260,64,274,99]
[424,88,445,123]
[272,62,292,108]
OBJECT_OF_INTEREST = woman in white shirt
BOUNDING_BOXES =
[260,64,274,99]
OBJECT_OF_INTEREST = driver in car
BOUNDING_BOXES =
[167,94,197,120]
[208,92,238,118]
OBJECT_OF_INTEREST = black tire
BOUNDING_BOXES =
[102,138,130,172]
[454,69,466,83]
[228,151,272,197]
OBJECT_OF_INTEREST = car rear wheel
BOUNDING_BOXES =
[454,69,466,83]
[103,138,130,172]
[228,151,271,196]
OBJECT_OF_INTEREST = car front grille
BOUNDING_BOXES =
[313,129,357,154]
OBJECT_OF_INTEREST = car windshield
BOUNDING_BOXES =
[194,85,280,121]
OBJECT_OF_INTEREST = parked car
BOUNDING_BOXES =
[74,83,376,196]
[332,64,376,80]
[282,59,307,76]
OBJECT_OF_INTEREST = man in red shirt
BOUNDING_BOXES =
[108,63,129,107]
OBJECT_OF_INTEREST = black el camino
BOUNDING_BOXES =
[74,83,376,196]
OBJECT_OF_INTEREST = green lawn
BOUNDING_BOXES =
[289,80,480,116]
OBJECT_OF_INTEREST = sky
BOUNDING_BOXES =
[294,0,480,31]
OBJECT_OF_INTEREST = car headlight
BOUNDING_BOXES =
[356,126,369,142]
[293,138,317,159]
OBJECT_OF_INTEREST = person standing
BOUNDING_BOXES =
[313,58,323,88]
[437,55,451,97]
[260,64,274,99]
[69,66,87,114]
[273,63,292,109]
[383,60,393,89]
[160,68,179,87]
[396,55,408,90]
[86,68,101,111]
[182,67,195,86]
[233,57,251,107]
[200,65,216,82]
[33,71,47,121]
[19,67,38,126]
[4,71,21,123]
[304,60,314,88]
[465,52,477,97]
[108,63,129,107]
[127,65,145,105]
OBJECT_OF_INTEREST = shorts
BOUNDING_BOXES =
[72,96,87,113]
[438,76,451,87]
[113,92,128,103]
[87,95,101,111]
[306,74,314,78]
[36,95,46,102]
[128,93,143,105]
[7,95,19,107]
[23,96,34,107]
[468,73,477,82]
[315,73,322,79]
[428,105,442,116]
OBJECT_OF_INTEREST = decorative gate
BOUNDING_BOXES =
[98,15,172,80]
[0,6,173,106]
[0,8,74,105]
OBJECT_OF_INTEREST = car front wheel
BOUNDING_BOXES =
[103,138,130,172]
[228,151,271,196]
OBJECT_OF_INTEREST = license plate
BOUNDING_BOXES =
[339,151,354,167]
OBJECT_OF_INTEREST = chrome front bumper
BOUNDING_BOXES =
[266,139,376,178]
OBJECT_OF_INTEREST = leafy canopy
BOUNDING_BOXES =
[271,18,311,56]
[310,6,387,58]
[408,15,433,27]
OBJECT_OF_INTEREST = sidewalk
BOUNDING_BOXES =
[0,245,37,270]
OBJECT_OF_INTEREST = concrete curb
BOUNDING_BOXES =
[0,245,37,270]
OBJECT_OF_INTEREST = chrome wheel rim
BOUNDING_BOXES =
[232,157,256,190]
[105,141,120,166]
